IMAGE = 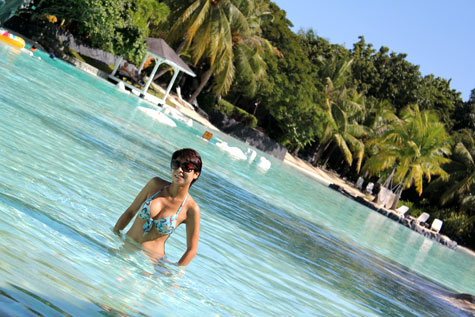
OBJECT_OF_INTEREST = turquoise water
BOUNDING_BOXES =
[0,43,474,316]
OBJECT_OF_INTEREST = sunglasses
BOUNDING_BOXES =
[171,160,197,173]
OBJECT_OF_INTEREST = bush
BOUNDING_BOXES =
[196,94,258,128]
[217,99,258,128]
[398,200,424,217]
[432,209,474,248]
[217,98,234,115]
[196,93,218,113]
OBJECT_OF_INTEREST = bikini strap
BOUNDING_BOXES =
[149,185,187,217]
[149,185,169,200]
[176,194,188,217]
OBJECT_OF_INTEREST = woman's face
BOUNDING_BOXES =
[170,158,200,185]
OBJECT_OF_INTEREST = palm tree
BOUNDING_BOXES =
[429,130,475,212]
[361,98,399,191]
[319,84,367,172]
[362,98,399,138]
[311,57,368,173]
[363,105,451,209]
[165,0,274,103]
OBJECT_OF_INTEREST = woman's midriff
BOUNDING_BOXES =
[126,226,168,259]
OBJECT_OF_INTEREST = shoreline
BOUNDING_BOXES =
[7,31,473,256]
[64,50,475,257]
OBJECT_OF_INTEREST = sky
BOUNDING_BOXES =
[272,0,474,101]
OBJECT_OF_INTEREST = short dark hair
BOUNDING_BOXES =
[171,148,202,185]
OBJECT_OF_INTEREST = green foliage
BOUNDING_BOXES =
[297,29,349,65]
[350,36,422,110]
[131,0,170,30]
[196,92,218,114]
[308,54,368,172]
[435,210,474,247]
[278,105,321,154]
[453,89,475,131]
[161,0,275,101]
[364,105,451,197]
[217,99,235,115]
[416,75,462,130]
[217,99,258,128]
[252,1,321,153]
[427,129,475,212]
[30,0,169,63]
[196,93,258,128]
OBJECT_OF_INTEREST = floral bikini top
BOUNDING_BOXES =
[138,186,188,236]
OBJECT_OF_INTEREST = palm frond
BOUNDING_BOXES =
[334,134,352,165]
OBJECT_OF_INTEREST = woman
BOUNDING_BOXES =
[114,148,202,266]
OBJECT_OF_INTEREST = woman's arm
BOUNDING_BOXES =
[177,204,200,266]
[113,177,165,235]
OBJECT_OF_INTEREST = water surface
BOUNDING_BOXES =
[0,43,474,316]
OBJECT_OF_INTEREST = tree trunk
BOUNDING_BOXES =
[175,39,187,55]
[291,145,300,156]
[323,142,338,168]
[252,102,259,115]
[188,68,213,104]
[233,95,241,106]
[312,139,332,165]
[390,172,409,210]
[310,142,320,165]
[383,162,398,188]
[390,185,403,210]
[152,67,171,81]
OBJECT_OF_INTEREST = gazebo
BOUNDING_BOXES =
[109,37,195,105]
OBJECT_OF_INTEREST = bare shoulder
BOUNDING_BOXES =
[147,176,169,191]
[186,195,201,217]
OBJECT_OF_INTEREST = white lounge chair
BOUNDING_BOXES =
[365,182,374,194]
[395,205,409,217]
[430,219,443,233]
[356,177,364,190]
[415,212,430,226]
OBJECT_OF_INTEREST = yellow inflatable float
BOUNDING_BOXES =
[0,28,25,49]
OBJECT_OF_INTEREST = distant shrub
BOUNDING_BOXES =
[196,95,258,128]
[217,99,258,128]
[439,211,474,247]
[197,93,218,113]
[217,99,234,115]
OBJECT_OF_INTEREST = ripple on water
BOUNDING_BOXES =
[0,45,474,316]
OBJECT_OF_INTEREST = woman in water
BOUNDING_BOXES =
[113,148,202,266]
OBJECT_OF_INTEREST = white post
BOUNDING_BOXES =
[138,53,149,75]
[142,57,164,95]
[163,67,180,102]
[111,56,123,76]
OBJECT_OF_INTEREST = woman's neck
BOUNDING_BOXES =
[168,183,189,198]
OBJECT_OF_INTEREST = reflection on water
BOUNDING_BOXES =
[0,43,474,316]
